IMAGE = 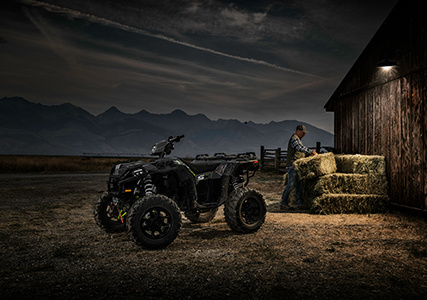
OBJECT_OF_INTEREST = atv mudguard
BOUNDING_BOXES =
[110,160,147,178]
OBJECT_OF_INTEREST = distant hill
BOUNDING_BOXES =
[0,97,333,156]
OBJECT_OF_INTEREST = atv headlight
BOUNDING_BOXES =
[151,145,157,154]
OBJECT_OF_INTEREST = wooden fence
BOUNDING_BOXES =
[260,142,334,172]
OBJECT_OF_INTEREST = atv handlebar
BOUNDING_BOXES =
[168,135,185,143]
[151,135,185,158]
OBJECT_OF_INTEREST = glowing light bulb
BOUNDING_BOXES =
[377,58,397,69]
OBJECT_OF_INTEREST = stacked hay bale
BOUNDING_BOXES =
[283,152,337,207]
[288,153,389,214]
[334,154,386,175]
[293,152,337,180]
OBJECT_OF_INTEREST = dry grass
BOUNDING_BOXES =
[0,165,426,299]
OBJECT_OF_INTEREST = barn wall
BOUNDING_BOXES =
[333,71,426,209]
[328,0,426,210]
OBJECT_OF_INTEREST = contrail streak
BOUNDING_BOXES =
[20,0,323,79]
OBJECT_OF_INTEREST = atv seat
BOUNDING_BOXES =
[186,161,222,174]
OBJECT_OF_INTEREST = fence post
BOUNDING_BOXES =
[274,147,281,171]
[260,146,265,169]
[316,142,321,154]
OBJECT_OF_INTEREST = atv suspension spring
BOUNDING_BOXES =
[144,175,155,195]
[231,178,240,190]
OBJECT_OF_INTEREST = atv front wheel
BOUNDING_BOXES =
[224,188,266,233]
[184,207,218,223]
[94,192,126,233]
[126,194,182,249]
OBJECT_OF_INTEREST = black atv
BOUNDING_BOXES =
[94,135,266,249]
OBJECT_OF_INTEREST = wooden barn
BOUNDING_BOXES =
[324,0,426,211]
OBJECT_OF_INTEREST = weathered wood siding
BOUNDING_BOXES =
[333,74,426,209]
[325,0,426,210]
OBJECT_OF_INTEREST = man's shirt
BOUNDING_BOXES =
[289,136,311,155]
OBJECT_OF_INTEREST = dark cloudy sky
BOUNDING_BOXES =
[1,0,398,132]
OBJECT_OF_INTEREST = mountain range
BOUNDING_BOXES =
[0,97,333,157]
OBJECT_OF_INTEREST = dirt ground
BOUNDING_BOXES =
[0,171,426,299]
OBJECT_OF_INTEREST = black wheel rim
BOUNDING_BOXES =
[241,197,262,225]
[140,207,172,239]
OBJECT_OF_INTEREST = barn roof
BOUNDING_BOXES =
[324,0,425,112]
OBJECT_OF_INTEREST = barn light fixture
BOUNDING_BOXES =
[377,57,398,70]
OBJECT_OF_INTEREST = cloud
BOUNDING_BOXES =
[220,8,250,27]
[17,0,320,78]
[298,0,398,51]
[184,2,201,14]
[5,0,399,133]
[176,1,305,43]
[19,0,322,78]
[22,6,79,66]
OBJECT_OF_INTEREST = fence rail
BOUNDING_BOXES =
[260,142,334,172]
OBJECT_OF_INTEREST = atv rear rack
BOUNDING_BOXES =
[195,152,257,161]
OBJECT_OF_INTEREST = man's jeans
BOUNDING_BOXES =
[281,167,303,207]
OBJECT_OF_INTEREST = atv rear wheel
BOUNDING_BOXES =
[184,207,218,223]
[126,194,182,249]
[224,188,266,233]
[94,192,126,233]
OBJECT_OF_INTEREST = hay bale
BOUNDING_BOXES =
[312,194,389,214]
[335,154,386,175]
[293,152,337,180]
[313,173,388,195]
[302,178,318,208]
[283,175,319,208]
[302,173,389,210]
